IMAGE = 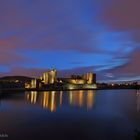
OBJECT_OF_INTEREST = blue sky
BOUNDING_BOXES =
[0,0,140,82]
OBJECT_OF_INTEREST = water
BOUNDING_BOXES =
[0,90,140,140]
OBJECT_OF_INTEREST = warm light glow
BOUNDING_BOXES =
[79,90,84,107]
[31,79,37,88]
[31,91,37,104]
[43,92,49,108]
[69,91,84,107]
[69,91,73,105]
[25,90,96,112]
[43,72,49,84]
[83,84,97,89]
[87,90,95,109]
[68,84,75,90]
[60,91,63,106]
[42,69,57,84]
[50,91,56,112]
[25,93,30,100]
[25,83,31,89]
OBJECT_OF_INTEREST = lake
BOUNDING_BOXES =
[0,90,140,140]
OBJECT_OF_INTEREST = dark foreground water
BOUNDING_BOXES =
[0,90,140,140]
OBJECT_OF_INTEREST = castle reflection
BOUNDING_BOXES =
[68,90,95,109]
[136,90,140,112]
[25,90,96,112]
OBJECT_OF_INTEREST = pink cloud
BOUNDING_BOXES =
[101,0,140,30]
[0,37,34,65]
[109,49,140,75]
[0,67,47,78]
[100,0,140,47]
[0,0,100,54]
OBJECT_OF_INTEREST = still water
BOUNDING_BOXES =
[0,90,140,140]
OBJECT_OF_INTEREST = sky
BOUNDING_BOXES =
[0,0,140,82]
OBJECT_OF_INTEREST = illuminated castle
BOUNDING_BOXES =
[42,69,57,84]
[59,72,96,85]
[25,69,57,89]
[83,72,96,84]
[25,69,96,89]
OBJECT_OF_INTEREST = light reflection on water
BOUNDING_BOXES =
[136,90,140,112]
[0,90,140,140]
[25,90,96,112]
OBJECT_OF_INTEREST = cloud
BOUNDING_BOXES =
[0,0,139,82]
[101,0,140,30]
[0,67,47,78]
[0,0,100,54]
[0,66,97,80]
[0,0,115,70]
[99,49,140,82]
[101,0,140,45]
[109,49,140,74]
[0,37,30,65]
[58,66,95,78]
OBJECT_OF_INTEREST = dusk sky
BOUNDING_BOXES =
[0,0,140,82]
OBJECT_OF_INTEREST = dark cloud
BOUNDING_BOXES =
[0,37,31,65]
[101,0,140,45]
[101,0,140,30]
[0,0,99,54]
[98,0,140,81]
[58,66,95,78]
[0,0,101,68]
[97,49,140,82]
[109,49,140,74]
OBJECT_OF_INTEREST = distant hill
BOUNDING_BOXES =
[0,76,33,83]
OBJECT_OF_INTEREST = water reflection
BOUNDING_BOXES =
[87,90,95,109]
[0,90,140,140]
[25,91,58,112]
[136,90,140,112]
[68,90,95,109]
[25,90,96,112]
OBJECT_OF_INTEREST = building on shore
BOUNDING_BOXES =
[25,69,96,89]
[25,69,57,89]
[42,69,57,84]
[58,72,96,85]
[83,73,96,84]
[25,79,42,89]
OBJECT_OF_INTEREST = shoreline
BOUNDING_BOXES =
[0,87,139,92]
